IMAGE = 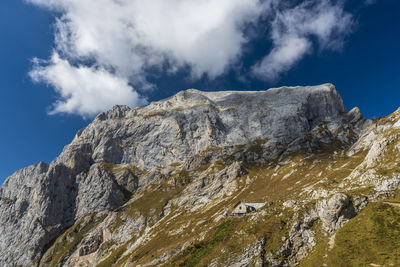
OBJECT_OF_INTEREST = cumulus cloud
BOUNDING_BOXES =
[30,53,146,117]
[26,0,354,117]
[28,0,264,78]
[253,0,354,81]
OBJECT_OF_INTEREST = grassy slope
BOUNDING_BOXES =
[301,200,400,267]
[329,202,400,266]
[109,146,371,266]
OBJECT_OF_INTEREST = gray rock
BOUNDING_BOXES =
[228,238,266,267]
[277,211,319,265]
[0,84,365,266]
[0,160,128,266]
[352,195,368,212]
[172,161,248,210]
[0,162,54,266]
[114,169,139,193]
[316,193,357,234]
[71,83,349,169]
[274,194,361,265]
[78,230,104,256]
[375,177,400,192]
[75,163,128,219]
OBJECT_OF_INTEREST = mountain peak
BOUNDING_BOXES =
[71,83,351,169]
[1,83,381,267]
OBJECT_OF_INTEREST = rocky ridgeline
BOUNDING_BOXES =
[0,84,399,266]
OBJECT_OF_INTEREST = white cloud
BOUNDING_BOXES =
[26,0,354,117]
[253,36,311,81]
[30,53,146,118]
[28,0,263,79]
[252,0,354,81]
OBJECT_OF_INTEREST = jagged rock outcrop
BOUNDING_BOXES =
[78,230,104,257]
[278,215,318,264]
[269,194,357,265]
[221,238,266,267]
[1,83,391,267]
[316,193,357,234]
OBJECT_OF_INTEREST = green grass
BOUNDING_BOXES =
[246,138,266,155]
[171,169,192,186]
[121,185,182,219]
[326,202,400,266]
[142,110,167,119]
[375,166,400,177]
[101,161,145,176]
[96,243,128,267]
[263,217,290,258]
[169,220,236,267]
[300,199,400,266]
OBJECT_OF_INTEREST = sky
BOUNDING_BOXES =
[1,0,399,184]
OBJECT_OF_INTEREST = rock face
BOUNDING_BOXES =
[172,161,248,212]
[2,83,397,267]
[0,161,129,265]
[72,83,348,168]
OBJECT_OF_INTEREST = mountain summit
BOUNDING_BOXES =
[1,84,400,266]
[73,83,348,168]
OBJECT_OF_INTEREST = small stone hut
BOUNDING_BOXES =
[231,201,264,216]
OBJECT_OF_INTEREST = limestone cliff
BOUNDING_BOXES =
[1,84,399,266]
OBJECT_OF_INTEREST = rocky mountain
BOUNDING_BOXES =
[1,83,400,266]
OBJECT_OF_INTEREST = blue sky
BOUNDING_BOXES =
[1,0,399,184]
